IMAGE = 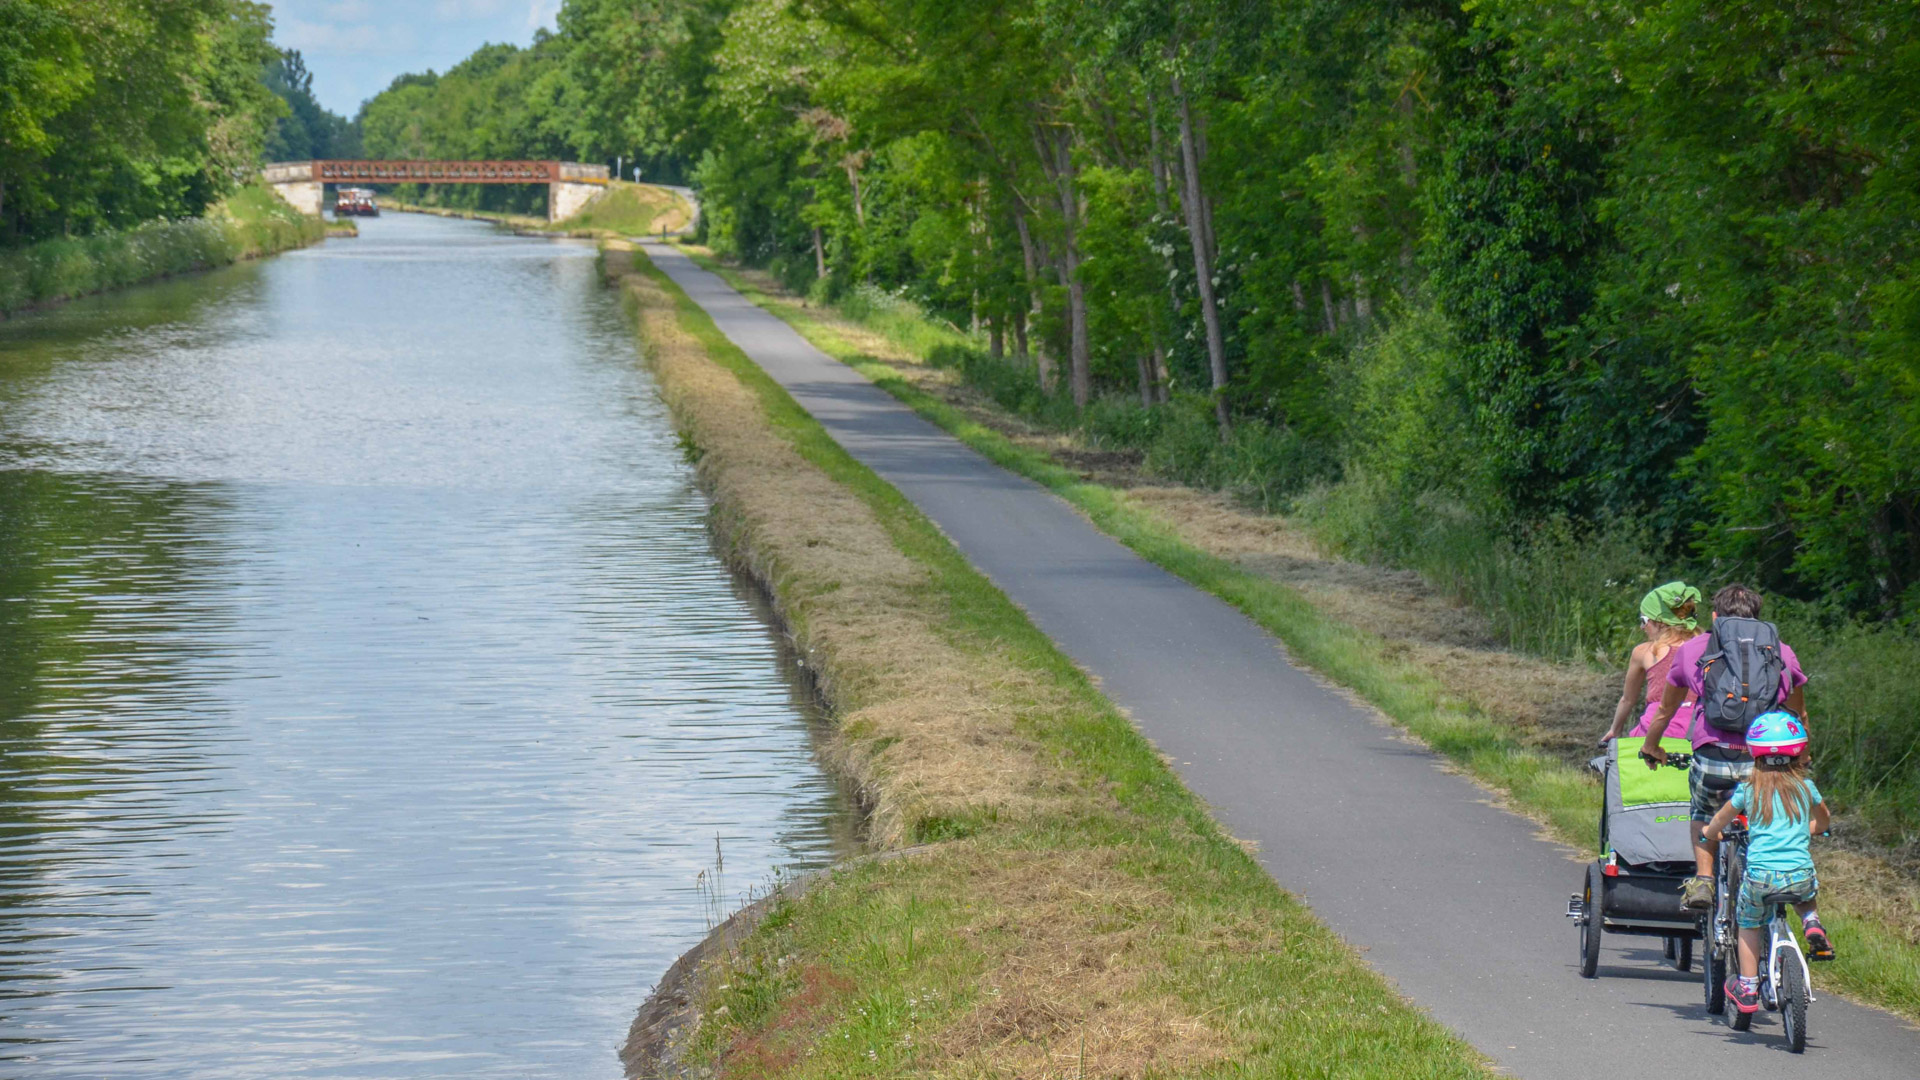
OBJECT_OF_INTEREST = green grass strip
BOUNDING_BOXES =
[684,250,1920,1023]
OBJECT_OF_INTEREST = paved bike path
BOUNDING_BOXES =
[639,243,1918,1079]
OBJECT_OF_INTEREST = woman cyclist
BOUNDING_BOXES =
[1700,711,1835,1014]
[1598,581,1703,747]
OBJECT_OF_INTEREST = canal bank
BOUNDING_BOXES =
[602,243,1494,1079]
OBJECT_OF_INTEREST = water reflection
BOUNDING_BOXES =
[0,215,852,1078]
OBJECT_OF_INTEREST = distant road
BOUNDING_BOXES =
[638,241,1920,1080]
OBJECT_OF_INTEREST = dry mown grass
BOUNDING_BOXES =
[606,248,1072,846]
[927,847,1239,1078]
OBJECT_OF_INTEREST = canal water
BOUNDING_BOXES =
[0,214,853,1077]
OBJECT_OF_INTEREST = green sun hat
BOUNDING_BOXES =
[1638,581,1701,630]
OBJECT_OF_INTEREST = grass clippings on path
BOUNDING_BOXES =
[603,242,1495,1079]
[678,247,1920,1026]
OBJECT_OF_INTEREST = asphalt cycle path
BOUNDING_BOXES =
[638,242,1919,1079]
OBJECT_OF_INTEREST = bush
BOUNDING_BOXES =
[1298,472,1658,663]
[0,185,324,316]
[1779,619,1920,850]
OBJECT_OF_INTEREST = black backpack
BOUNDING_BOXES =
[1698,616,1786,734]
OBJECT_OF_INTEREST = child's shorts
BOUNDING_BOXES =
[1736,867,1818,929]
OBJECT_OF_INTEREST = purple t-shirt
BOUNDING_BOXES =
[1665,632,1807,750]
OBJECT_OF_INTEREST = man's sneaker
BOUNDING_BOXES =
[1725,976,1761,1014]
[1681,875,1714,910]
[1803,921,1835,962]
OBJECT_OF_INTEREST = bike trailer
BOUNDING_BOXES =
[1602,735,1694,867]
[1571,735,1700,977]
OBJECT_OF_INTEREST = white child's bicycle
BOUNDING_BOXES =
[1706,818,1814,1052]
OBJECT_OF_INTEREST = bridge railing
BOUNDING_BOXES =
[261,161,612,186]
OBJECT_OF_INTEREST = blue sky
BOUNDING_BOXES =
[272,0,562,117]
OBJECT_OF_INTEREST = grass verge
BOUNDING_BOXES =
[604,242,1495,1078]
[0,184,327,317]
[679,247,1920,1024]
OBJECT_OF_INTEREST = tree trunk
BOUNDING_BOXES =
[843,155,867,228]
[1320,279,1339,335]
[1062,180,1092,409]
[1012,210,1054,390]
[1147,94,1171,214]
[1173,73,1230,438]
[989,315,1004,360]
[1012,308,1029,363]
[812,226,827,279]
[1145,92,1175,409]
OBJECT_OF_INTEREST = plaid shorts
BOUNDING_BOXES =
[1737,867,1818,929]
[1689,745,1753,822]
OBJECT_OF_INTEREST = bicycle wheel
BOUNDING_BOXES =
[1781,951,1809,1053]
[1731,999,1753,1031]
[1579,864,1603,978]
[1703,889,1728,1012]
[1674,935,1692,973]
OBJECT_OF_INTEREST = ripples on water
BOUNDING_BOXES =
[0,216,853,1077]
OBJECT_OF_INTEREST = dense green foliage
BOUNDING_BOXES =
[355,1,725,214]
[618,0,1915,626]
[0,184,325,314]
[261,48,358,162]
[0,0,289,244]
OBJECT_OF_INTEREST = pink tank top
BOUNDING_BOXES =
[1632,642,1697,740]
[1645,646,1678,704]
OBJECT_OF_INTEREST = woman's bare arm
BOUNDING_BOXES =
[1603,643,1651,745]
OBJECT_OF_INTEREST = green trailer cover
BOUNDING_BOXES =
[1604,736,1694,865]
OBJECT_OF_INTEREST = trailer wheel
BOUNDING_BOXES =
[1579,864,1603,978]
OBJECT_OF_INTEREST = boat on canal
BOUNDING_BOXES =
[334,186,380,217]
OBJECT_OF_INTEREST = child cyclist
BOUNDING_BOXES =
[1700,711,1835,1014]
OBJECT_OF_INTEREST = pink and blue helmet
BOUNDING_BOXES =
[1747,710,1809,761]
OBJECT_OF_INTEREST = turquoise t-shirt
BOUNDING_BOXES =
[1732,779,1823,873]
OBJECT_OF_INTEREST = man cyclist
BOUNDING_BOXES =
[1637,584,1807,910]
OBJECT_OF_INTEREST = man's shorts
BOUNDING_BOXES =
[1737,867,1817,929]
[1689,743,1753,822]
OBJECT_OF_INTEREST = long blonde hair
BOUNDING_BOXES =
[1745,757,1815,828]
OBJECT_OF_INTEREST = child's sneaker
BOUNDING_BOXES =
[1724,976,1761,1014]
[1803,918,1835,962]
[1681,875,1714,910]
